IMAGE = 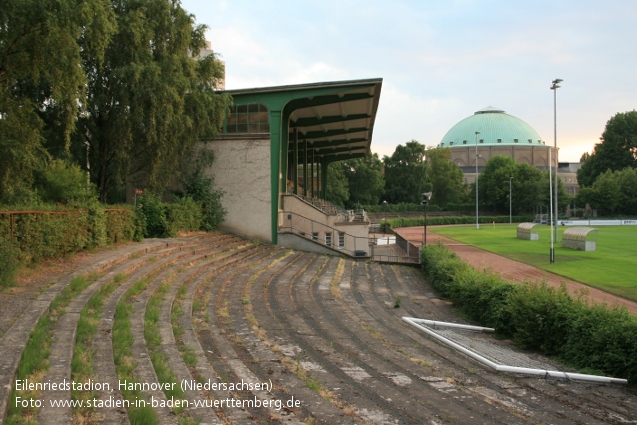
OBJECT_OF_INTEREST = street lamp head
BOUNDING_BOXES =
[475,131,480,135]
[550,78,563,90]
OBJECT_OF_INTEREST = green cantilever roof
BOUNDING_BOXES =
[218,78,383,243]
[439,106,545,148]
[220,78,382,162]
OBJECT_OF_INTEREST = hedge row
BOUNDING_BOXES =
[386,215,534,229]
[0,207,138,264]
[361,203,441,213]
[420,243,637,384]
[361,203,478,213]
[0,194,225,288]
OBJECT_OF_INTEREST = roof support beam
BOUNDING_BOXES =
[296,126,370,141]
[288,137,367,150]
[289,113,370,128]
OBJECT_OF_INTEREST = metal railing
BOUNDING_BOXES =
[370,253,420,264]
[279,211,370,257]
[294,195,371,224]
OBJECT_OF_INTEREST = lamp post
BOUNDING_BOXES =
[551,78,562,243]
[549,147,555,263]
[382,200,388,233]
[475,131,480,230]
[421,192,432,246]
[509,176,513,224]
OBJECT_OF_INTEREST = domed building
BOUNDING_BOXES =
[439,106,579,195]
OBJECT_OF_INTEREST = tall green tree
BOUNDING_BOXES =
[383,140,427,204]
[0,0,115,203]
[75,0,230,201]
[577,167,637,215]
[325,161,349,207]
[424,147,466,208]
[478,155,569,215]
[577,110,637,187]
[342,153,384,207]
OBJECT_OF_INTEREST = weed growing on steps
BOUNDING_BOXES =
[6,275,95,424]
[112,276,159,425]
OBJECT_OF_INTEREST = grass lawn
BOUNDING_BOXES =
[429,224,637,301]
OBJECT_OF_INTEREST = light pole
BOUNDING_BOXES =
[475,131,480,230]
[551,78,562,243]
[382,200,388,233]
[509,176,513,224]
[549,147,555,263]
[421,192,432,246]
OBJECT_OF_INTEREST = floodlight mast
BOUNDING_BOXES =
[421,192,432,246]
[551,78,562,246]
[475,131,480,230]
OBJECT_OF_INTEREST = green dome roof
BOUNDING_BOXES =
[439,106,545,148]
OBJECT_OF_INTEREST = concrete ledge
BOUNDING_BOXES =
[277,233,355,257]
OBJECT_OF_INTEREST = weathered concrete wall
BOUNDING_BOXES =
[205,137,272,242]
[277,233,347,257]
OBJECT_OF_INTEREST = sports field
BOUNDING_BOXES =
[429,224,637,301]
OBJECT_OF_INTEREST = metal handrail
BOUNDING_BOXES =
[371,254,420,264]
[279,211,369,257]
[297,194,348,216]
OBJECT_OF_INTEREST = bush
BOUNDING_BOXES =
[0,238,20,289]
[37,159,94,203]
[506,281,579,354]
[166,196,202,234]
[105,207,137,243]
[450,268,517,333]
[137,194,171,238]
[181,170,226,231]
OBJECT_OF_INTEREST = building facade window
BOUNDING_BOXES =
[224,103,270,134]
[325,232,332,246]
[338,232,345,248]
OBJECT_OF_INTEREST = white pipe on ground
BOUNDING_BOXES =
[402,317,627,385]
[409,318,495,333]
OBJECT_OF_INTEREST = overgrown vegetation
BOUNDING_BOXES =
[420,243,637,384]
[113,277,159,425]
[7,275,94,424]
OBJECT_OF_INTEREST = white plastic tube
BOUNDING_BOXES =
[402,317,627,385]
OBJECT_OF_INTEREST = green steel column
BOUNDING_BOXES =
[293,129,298,195]
[310,149,314,198]
[321,159,328,199]
[317,156,321,199]
[303,140,308,197]
[270,110,281,244]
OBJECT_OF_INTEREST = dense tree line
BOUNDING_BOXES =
[574,110,637,215]
[476,156,568,215]
[326,140,574,216]
[326,142,470,210]
[0,0,230,205]
[577,111,637,188]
